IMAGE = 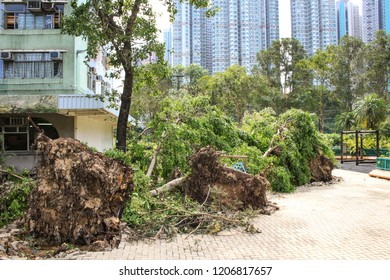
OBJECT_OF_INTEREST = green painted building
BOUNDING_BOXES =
[0,0,117,171]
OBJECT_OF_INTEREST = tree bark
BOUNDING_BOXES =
[149,177,186,197]
[319,95,325,133]
[116,70,133,152]
[262,122,288,157]
[146,131,166,177]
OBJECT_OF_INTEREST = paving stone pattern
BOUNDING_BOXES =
[64,169,390,260]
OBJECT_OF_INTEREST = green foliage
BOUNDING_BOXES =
[208,65,254,126]
[266,166,295,193]
[342,133,390,156]
[278,109,328,159]
[294,49,335,132]
[103,148,133,166]
[182,64,210,95]
[241,108,277,151]
[380,118,390,137]
[331,36,366,113]
[126,140,155,173]
[62,0,214,151]
[353,94,387,129]
[335,112,356,132]
[148,94,246,179]
[254,38,308,96]
[143,95,335,192]
[322,133,341,148]
[131,63,171,124]
[121,170,256,239]
[0,177,35,228]
[365,31,390,101]
[266,109,334,191]
[229,144,267,175]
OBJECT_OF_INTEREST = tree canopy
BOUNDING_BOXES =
[62,0,215,151]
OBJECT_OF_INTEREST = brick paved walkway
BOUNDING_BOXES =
[64,169,390,260]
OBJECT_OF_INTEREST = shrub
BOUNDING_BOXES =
[266,166,295,193]
[0,177,35,228]
[323,133,341,147]
[380,118,390,138]
[103,148,133,166]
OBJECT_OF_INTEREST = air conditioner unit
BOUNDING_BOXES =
[27,1,43,12]
[50,51,63,61]
[0,51,13,61]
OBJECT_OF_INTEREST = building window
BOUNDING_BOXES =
[1,52,63,79]
[2,2,64,30]
[0,117,59,151]
[0,117,29,151]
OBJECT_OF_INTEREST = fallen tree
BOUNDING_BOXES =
[25,137,134,247]
[149,147,276,212]
[184,147,271,210]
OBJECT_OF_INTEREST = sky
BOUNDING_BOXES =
[152,0,363,40]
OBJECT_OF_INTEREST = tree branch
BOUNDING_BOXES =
[149,177,186,197]
[126,0,143,35]
[262,120,289,158]
[146,131,166,178]
[0,169,26,181]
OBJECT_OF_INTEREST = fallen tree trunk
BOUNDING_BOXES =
[150,177,186,197]
[146,131,165,178]
[25,137,134,248]
[148,148,275,211]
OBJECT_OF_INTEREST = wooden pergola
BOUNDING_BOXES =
[340,130,379,165]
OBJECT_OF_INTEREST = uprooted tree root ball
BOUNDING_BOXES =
[184,147,276,211]
[309,154,334,182]
[25,137,134,248]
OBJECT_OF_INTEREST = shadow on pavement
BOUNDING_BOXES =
[336,161,376,174]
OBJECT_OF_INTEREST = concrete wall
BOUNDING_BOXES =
[75,115,114,152]
[4,151,41,173]
[29,113,74,138]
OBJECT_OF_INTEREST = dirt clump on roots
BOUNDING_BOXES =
[309,154,334,182]
[184,147,274,211]
[25,136,134,249]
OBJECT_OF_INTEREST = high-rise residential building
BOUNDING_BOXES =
[363,0,381,42]
[353,5,363,40]
[363,0,390,43]
[163,28,173,66]
[169,0,279,74]
[383,0,390,34]
[336,0,362,41]
[290,0,337,56]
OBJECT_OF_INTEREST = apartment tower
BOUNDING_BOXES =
[170,0,280,74]
[336,0,362,41]
[290,0,337,56]
[362,0,390,42]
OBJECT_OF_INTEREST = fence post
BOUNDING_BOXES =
[355,130,359,166]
